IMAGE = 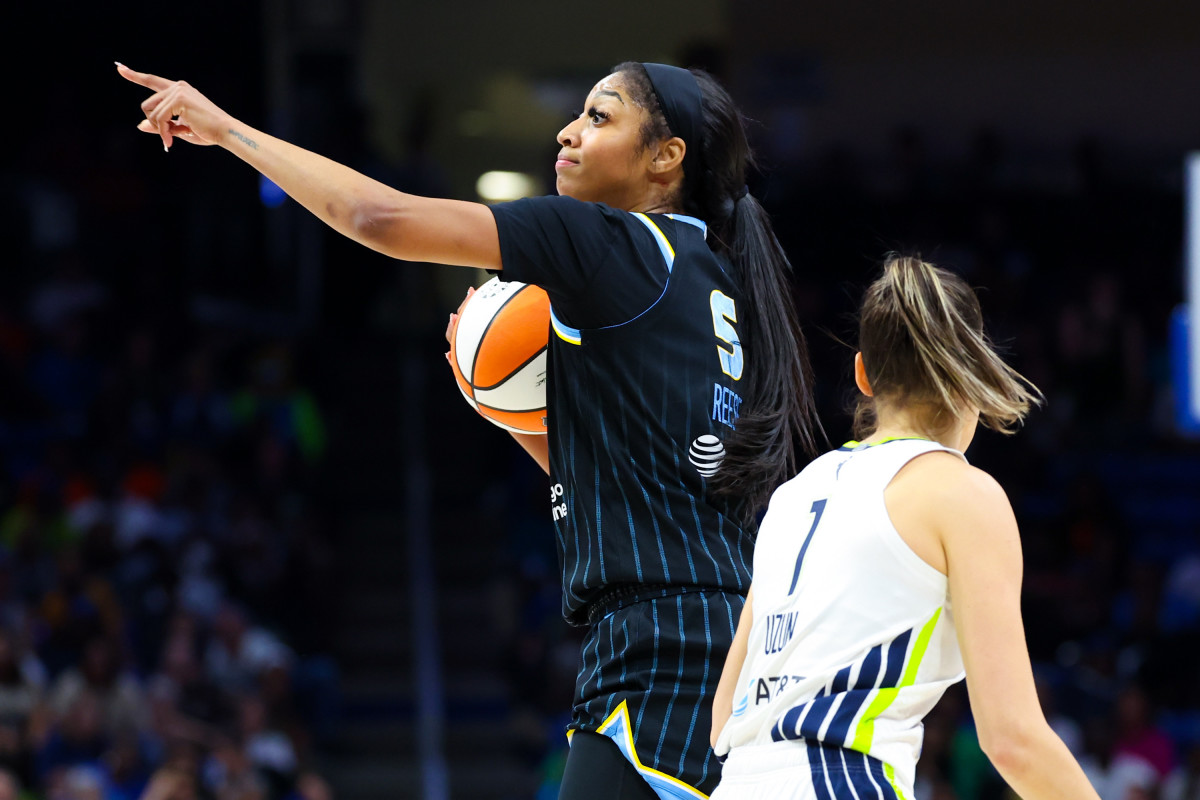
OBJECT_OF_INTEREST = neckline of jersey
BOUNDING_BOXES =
[837,436,931,452]
[664,213,707,237]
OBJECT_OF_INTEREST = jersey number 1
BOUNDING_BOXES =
[787,499,827,595]
[710,291,743,380]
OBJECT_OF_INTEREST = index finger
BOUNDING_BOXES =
[116,63,173,92]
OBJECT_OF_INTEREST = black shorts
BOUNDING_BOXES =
[567,588,744,798]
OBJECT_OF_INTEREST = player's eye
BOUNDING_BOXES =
[587,106,610,125]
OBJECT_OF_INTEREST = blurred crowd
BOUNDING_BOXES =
[0,246,341,800]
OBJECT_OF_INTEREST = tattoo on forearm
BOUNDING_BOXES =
[227,129,258,150]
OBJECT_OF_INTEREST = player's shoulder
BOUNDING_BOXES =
[766,449,847,505]
[494,194,624,220]
[895,451,1011,519]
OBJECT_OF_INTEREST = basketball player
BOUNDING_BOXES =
[709,256,1101,800]
[119,61,823,799]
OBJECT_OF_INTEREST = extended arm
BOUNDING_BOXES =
[711,587,753,748]
[931,464,1100,800]
[118,64,501,269]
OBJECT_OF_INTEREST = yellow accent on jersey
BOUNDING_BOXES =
[849,607,943,754]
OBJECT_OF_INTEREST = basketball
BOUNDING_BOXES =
[449,276,550,435]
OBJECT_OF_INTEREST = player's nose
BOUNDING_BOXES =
[557,118,581,148]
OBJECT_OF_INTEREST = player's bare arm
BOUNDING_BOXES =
[711,587,753,747]
[930,465,1101,800]
[118,64,501,270]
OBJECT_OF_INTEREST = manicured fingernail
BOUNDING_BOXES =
[164,145,170,153]
[115,61,125,68]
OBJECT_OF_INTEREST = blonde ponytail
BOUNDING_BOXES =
[854,255,1042,439]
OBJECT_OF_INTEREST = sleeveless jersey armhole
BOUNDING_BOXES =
[876,450,963,588]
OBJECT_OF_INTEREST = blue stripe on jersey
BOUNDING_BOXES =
[680,594,712,777]
[602,617,618,720]
[671,444,712,581]
[656,596,687,764]
[734,517,750,589]
[807,741,835,800]
[846,748,885,800]
[636,601,661,735]
[826,747,854,800]
[825,644,885,747]
[801,695,840,740]
[773,686,825,742]
[597,415,637,582]
[847,750,884,800]
[589,442,599,584]
[565,432,585,609]
[665,214,707,237]
[868,754,901,800]
[681,374,721,581]
[550,305,583,345]
[831,664,853,694]
[880,629,913,689]
[644,395,674,583]
[631,445,664,583]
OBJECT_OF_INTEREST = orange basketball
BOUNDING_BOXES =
[449,276,550,435]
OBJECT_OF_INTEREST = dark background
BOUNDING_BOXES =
[2,3,1199,800]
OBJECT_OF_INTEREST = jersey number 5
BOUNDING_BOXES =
[787,499,827,595]
[710,291,743,380]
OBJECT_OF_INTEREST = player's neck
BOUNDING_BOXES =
[866,411,954,450]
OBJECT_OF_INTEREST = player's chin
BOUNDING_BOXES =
[555,175,598,203]
[555,175,579,199]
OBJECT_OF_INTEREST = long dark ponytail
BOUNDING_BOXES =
[616,62,825,521]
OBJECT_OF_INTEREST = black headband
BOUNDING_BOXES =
[641,62,703,191]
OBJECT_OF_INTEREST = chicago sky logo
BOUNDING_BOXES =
[688,434,725,477]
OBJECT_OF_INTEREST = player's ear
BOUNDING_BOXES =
[649,136,686,176]
[854,352,874,397]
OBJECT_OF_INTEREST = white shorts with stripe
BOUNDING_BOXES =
[711,741,915,800]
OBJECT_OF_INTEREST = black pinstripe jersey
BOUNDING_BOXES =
[492,196,753,624]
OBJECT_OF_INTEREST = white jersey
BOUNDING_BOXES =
[714,438,967,798]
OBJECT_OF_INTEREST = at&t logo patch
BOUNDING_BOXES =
[689,435,725,477]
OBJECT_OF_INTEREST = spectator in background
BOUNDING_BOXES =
[230,343,325,470]
[203,604,292,699]
[1038,676,1086,757]
[46,763,106,800]
[140,761,199,800]
[26,314,102,442]
[1112,684,1177,781]
[101,731,154,800]
[0,767,20,800]
[35,690,110,786]
[49,636,148,741]
[147,614,229,751]
[168,348,233,448]
[0,628,47,786]
[36,548,123,679]
[0,484,74,604]
[1163,742,1200,800]
[234,695,295,800]
[286,771,331,800]
[201,737,266,800]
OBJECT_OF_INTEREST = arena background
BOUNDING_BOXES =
[3,2,1199,800]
